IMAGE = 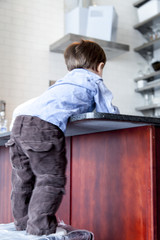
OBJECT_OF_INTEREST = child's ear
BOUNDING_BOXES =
[97,62,104,76]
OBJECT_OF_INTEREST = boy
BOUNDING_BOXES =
[6,39,119,236]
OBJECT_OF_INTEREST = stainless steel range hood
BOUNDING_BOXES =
[49,33,129,60]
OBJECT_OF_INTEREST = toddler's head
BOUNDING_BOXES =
[64,39,107,75]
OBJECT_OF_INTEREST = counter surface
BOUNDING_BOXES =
[65,112,160,136]
[1,112,160,145]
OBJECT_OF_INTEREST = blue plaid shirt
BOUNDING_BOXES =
[12,69,119,132]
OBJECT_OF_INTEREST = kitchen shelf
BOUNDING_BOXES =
[134,38,160,59]
[133,0,150,8]
[134,13,160,35]
[133,1,160,116]
[136,103,160,111]
[134,70,160,82]
[49,33,130,60]
[135,79,160,92]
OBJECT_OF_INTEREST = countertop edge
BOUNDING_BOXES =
[1,113,160,146]
[69,112,160,125]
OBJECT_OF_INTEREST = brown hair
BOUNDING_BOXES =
[64,39,107,71]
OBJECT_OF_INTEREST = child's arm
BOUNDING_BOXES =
[94,80,120,114]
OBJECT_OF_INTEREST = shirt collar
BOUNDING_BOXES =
[70,68,103,80]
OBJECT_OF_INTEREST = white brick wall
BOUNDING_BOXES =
[0,0,147,128]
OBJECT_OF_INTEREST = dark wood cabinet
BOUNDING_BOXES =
[70,126,157,240]
[0,146,12,223]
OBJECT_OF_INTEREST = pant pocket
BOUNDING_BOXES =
[6,138,24,169]
[5,138,15,147]
[21,141,53,152]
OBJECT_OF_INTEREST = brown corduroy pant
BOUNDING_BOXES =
[6,115,67,236]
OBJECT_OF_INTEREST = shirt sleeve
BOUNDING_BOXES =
[94,80,120,114]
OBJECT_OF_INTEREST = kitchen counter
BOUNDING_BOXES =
[0,132,10,146]
[65,112,160,136]
[1,112,160,144]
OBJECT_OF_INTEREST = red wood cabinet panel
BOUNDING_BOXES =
[56,137,71,224]
[0,146,13,223]
[71,126,156,240]
[155,128,160,239]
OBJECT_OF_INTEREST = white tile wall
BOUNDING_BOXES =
[0,0,65,127]
[0,0,147,129]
